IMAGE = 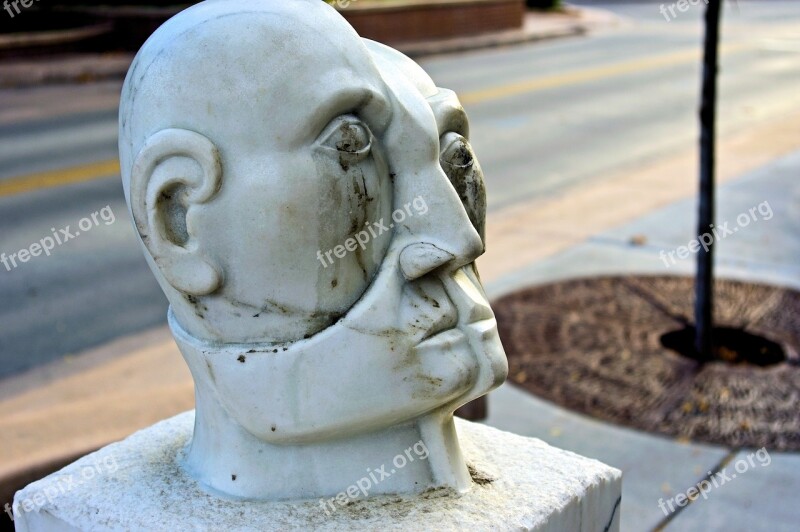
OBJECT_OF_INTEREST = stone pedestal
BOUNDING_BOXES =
[13,413,621,531]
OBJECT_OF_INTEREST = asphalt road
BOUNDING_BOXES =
[1,0,799,379]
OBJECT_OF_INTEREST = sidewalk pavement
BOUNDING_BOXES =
[485,148,800,532]
[0,6,619,88]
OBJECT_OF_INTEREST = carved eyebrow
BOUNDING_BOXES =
[311,86,393,140]
[427,88,469,139]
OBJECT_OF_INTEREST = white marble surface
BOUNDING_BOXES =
[117,0,507,500]
[13,412,622,531]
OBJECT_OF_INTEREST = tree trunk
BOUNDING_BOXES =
[695,0,723,359]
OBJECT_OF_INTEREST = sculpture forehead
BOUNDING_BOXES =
[364,40,469,138]
[134,0,366,69]
[122,0,391,145]
[120,0,469,185]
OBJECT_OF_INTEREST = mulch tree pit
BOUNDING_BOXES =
[495,276,800,451]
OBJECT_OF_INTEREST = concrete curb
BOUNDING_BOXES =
[399,19,586,58]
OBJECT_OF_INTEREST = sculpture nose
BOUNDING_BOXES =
[399,243,453,280]
[397,159,485,281]
[399,231,482,281]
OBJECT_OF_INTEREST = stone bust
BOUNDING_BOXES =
[119,0,507,502]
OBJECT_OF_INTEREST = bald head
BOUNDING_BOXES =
[117,1,507,502]
[119,0,409,343]
[120,0,386,196]
[119,0,484,346]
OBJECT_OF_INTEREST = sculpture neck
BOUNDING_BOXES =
[170,309,470,502]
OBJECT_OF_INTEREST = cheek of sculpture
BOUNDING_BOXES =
[202,144,392,331]
[199,266,483,444]
[313,141,393,310]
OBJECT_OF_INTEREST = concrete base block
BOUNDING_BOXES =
[13,412,621,531]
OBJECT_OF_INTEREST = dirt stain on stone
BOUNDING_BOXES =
[468,464,494,486]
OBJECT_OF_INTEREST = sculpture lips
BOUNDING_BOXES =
[441,267,494,325]
[416,266,493,343]
[406,275,458,342]
[415,327,467,350]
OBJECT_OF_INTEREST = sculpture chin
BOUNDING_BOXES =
[471,319,509,390]
[170,311,504,447]
[413,319,508,403]
[171,309,494,500]
[168,272,506,501]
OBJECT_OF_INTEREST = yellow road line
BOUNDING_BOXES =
[460,43,751,105]
[0,159,120,198]
[0,43,753,198]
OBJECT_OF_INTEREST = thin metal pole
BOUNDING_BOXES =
[695,0,723,359]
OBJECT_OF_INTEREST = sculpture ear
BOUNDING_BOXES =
[130,128,223,295]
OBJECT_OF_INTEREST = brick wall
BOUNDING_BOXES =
[0,1,526,57]
[342,0,525,44]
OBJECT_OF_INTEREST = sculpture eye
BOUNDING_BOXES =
[440,132,486,243]
[319,115,373,162]
[440,134,474,169]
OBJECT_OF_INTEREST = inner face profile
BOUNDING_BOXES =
[120,0,506,449]
[197,39,506,443]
